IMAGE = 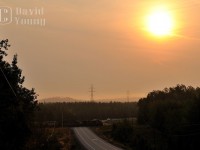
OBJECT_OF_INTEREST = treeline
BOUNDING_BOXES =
[136,84,200,150]
[34,102,138,125]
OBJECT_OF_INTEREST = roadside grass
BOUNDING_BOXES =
[25,127,84,150]
[93,124,169,150]
[51,127,85,150]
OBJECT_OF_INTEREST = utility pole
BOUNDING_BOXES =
[89,84,95,102]
[62,111,63,128]
[61,104,63,128]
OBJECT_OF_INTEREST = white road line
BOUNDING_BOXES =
[74,127,123,150]
[80,127,107,150]
[84,128,121,150]
[74,128,95,150]
[95,135,121,150]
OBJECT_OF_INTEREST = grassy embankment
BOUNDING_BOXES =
[25,127,84,150]
[93,119,169,150]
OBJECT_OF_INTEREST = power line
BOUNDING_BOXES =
[0,66,17,98]
[172,131,200,137]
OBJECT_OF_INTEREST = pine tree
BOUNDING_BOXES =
[0,39,38,150]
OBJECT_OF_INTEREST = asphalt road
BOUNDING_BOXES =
[73,127,123,150]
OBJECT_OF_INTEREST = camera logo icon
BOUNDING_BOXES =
[0,6,12,25]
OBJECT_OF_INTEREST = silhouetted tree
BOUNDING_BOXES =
[137,84,200,149]
[0,39,38,150]
[111,119,133,143]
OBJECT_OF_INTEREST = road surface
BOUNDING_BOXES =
[73,127,123,150]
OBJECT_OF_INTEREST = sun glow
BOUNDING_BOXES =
[146,8,174,36]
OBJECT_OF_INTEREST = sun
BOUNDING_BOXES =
[146,8,174,36]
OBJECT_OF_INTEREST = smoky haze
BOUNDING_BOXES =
[1,0,200,100]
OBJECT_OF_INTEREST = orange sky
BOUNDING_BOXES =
[1,0,200,100]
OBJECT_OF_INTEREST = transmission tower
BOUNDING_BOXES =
[89,84,95,102]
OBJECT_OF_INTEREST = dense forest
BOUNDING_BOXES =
[137,84,200,149]
[34,102,138,125]
[105,85,200,150]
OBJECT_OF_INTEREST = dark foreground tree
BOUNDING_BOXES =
[138,84,200,150]
[0,39,38,150]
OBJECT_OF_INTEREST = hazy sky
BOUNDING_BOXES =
[1,0,200,100]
